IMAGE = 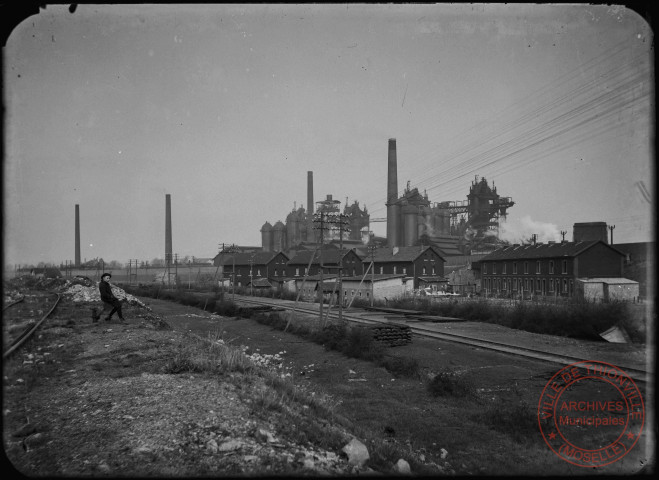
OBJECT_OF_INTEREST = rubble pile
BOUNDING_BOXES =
[63,283,149,310]
[3,288,24,306]
[368,324,412,347]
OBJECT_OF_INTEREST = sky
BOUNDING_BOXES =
[3,3,654,267]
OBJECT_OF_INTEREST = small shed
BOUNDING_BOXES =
[576,278,640,302]
[247,278,273,291]
[417,276,449,292]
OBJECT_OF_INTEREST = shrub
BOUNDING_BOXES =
[162,351,205,374]
[472,400,539,443]
[311,323,348,352]
[213,301,239,317]
[427,369,475,398]
[344,327,383,361]
[163,334,253,375]
[378,355,420,378]
[266,313,288,330]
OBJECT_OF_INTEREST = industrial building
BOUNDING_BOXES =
[215,251,290,289]
[384,138,514,254]
[477,240,628,298]
[260,138,513,260]
[241,140,646,301]
[260,172,370,254]
[286,248,365,279]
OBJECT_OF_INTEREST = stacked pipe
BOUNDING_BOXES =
[368,324,412,347]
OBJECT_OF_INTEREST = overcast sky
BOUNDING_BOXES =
[3,3,654,266]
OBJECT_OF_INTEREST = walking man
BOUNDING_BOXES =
[96,273,126,323]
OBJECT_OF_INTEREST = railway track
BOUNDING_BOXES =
[234,296,648,383]
[2,290,61,358]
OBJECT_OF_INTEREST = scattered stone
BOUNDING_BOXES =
[440,448,449,460]
[218,439,242,452]
[341,438,369,467]
[206,439,219,453]
[255,428,276,443]
[395,458,411,474]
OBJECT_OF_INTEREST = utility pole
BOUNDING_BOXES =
[248,256,254,296]
[174,253,179,287]
[335,212,350,323]
[314,195,341,326]
[608,225,615,244]
[127,259,138,285]
[560,230,567,242]
[313,212,326,324]
[219,243,239,302]
[165,252,172,287]
[368,235,377,307]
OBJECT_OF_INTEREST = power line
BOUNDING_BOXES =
[359,44,651,215]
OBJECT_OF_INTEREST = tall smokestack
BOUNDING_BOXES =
[387,138,398,203]
[307,171,315,242]
[307,171,314,215]
[75,204,81,267]
[386,138,400,247]
[165,194,172,265]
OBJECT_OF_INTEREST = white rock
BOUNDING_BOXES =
[395,458,411,474]
[342,438,369,467]
[440,448,448,459]
[218,439,242,452]
[256,428,276,443]
[206,439,218,453]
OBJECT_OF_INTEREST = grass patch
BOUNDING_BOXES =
[427,369,476,398]
[254,313,420,379]
[471,399,541,444]
[390,296,643,342]
[124,284,646,343]
[162,331,253,375]
[379,355,421,379]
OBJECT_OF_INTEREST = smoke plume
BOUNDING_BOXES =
[499,215,560,244]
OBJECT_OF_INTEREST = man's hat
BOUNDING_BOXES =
[102,273,112,278]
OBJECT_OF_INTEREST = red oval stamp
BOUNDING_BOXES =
[537,360,645,467]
